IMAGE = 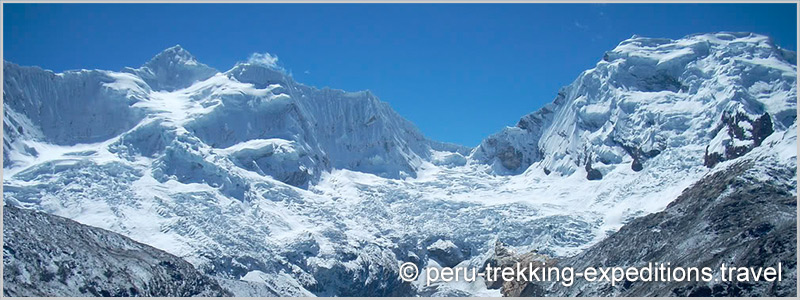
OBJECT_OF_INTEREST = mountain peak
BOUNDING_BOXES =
[145,44,199,68]
[123,45,217,91]
[165,44,185,51]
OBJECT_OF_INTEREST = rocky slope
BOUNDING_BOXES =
[3,205,233,297]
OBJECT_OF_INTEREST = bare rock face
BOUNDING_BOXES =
[618,142,660,172]
[482,241,518,290]
[500,252,557,297]
[585,156,603,181]
[2,205,233,297]
[426,239,466,268]
[704,111,775,168]
[483,241,556,297]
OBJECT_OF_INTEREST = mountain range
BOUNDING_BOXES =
[3,32,797,296]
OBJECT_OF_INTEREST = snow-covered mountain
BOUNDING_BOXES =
[3,32,796,296]
[472,32,796,177]
[4,45,435,190]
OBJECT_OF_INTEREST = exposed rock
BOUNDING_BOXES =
[752,113,775,147]
[482,241,519,290]
[426,239,465,268]
[704,111,775,168]
[585,156,603,181]
[498,145,524,170]
[619,143,660,172]
[631,157,643,172]
[483,241,557,297]
[501,251,557,297]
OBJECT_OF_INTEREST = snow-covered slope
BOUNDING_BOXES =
[2,32,796,297]
[3,62,148,160]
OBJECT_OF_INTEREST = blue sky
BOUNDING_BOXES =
[4,4,797,146]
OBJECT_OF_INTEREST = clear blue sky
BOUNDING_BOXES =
[4,4,797,146]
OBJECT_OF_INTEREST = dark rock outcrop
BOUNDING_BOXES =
[619,142,660,172]
[585,156,603,181]
[704,145,725,169]
[482,241,519,290]
[704,112,774,168]
[631,157,643,172]
[485,241,556,296]
[426,239,466,268]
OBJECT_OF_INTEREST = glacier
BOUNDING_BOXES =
[2,32,797,296]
